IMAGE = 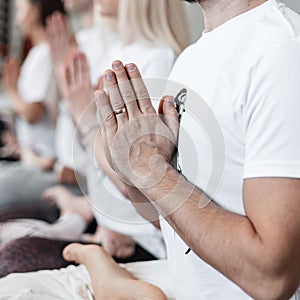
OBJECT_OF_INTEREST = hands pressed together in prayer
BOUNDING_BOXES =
[46,12,77,100]
[96,61,179,191]
[64,51,97,130]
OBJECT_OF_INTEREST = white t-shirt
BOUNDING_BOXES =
[76,26,108,85]
[162,0,300,299]
[87,41,176,259]
[55,101,87,175]
[16,43,55,157]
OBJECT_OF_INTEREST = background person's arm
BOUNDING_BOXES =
[2,57,45,123]
[7,91,45,124]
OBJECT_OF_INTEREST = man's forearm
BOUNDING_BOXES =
[139,163,294,299]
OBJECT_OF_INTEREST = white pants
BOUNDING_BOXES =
[0,261,298,300]
[0,214,86,246]
[0,260,175,300]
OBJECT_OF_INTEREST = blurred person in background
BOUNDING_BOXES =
[1,0,300,299]
[0,0,66,210]
[0,0,190,289]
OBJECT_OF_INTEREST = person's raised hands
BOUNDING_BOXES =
[64,50,96,129]
[46,12,76,99]
[46,12,75,66]
[96,61,179,190]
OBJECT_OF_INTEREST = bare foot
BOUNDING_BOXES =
[42,186,93,223]
[84,226,136,259]
[63,243,167,300]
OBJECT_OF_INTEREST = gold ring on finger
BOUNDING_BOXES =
[113,107,127,116]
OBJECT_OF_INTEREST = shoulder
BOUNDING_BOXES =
[30,43,51,60]
[23,43,52,72]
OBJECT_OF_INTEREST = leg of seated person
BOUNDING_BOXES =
[0,162,85,210]
[0,233,158,278]
[63,243,167,300]
[0,202,59,223]
[42,185,93,223]
[0,264,92,300]
[0,237,72,278]
[0,186,93,245]
[0,214,87,245]
[0,244,171,299]
[0,161,56,208]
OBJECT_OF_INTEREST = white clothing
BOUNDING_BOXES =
[0,261,174,300]
[86,41,176,259]
[55,101,88,176]
[161,0,300,299]
[16,43,55,157]
[101,41,176,80]
[0,214,86,246]
[86,163,166,259]
[76,26,107,85]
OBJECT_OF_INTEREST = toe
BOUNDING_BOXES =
[63,243,84,263]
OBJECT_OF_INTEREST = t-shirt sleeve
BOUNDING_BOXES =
[21,47,53,104]
[242,38,300,179]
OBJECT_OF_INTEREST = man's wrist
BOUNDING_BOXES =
[139,163,201,218]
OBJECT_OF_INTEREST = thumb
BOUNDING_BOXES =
[159,96,179,140]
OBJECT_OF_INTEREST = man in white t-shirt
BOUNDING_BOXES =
[0,0,299,299]
[65,0,299,299]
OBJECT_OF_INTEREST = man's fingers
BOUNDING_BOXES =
[104,70,128,126]
[96,89,117,146]
[125,63,155,114]
[112,60,141,119]
[160,96,179,141]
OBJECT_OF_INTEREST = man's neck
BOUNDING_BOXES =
[79,5,94,29]
[200,0,268,32]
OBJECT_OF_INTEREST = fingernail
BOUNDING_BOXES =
[96,90,105,102]
[105,72,114,81]
[112,61,122,70]
[127,64,136,72]
[166,96,174,104]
